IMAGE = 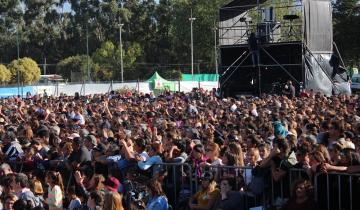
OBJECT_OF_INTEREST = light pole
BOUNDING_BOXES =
[16,24,20,96]
[197,59,202,75]
[86,22,90,82]
[214,24,219,88]
[119,17,124,83]
[214,25,218,76]
[189,9,196,81]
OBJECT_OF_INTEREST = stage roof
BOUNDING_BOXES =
[221,0,267,9]
[220,0,267,21]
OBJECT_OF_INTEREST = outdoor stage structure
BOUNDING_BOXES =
[218,0,351,97]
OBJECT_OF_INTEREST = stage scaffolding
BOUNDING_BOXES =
[218,0,350,97]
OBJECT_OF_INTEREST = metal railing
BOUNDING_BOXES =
[314,172,360,210]
[5,159,360,210]
[154,163,195,208]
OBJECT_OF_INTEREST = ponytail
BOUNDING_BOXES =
[47,171,64,193]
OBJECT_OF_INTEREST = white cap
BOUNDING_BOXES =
[67,133,80,140]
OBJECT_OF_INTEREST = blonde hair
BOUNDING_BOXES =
[228,143,244,166]
[103,192,124,210]
[91,174,105,191]
[206,142,220,157]
[31,180,44,195]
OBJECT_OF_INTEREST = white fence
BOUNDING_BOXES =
[0,81,219,97]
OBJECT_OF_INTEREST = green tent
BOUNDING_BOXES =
[147,72,177,92]
[182,74,219,82]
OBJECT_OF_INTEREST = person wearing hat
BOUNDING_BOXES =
[321,146,358,173]
[103,176,121,193]
[188,172,219,210]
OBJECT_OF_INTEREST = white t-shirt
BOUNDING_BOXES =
[211,158,223,166]
[136,151,149,162]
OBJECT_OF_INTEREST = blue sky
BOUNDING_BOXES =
[62,2,71,13]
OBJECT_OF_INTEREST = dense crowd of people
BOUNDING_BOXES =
[0,88,359,210]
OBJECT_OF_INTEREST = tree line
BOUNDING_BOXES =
[0,0,358,84]
[0,0,228,83]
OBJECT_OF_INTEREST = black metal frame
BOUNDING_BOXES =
[218,0,306,96]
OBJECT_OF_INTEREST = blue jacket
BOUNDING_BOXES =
[146,196,169,210]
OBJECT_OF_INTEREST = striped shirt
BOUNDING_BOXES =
[47,185,63,210]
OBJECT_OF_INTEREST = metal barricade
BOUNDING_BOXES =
[269,168,309,208]
[4,159,360,210]
[201,165,266,210]
[154,163,194,208]
[314,172,360,210]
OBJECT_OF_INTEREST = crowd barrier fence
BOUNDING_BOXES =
[199,165,266,209]
[4,160,360,210]
[154,163,194,207]
[0,81,219,98]
[314,172,360,210]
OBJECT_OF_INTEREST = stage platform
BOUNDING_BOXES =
[220,41,303,97]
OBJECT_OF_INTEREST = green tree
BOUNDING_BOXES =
[8,57,41,84]
[162,69,182,80]
[0,0,24,63]
[165,0,230,73]
[333,0,360,66]
[56,55,100,82]
[0,64,11,83]
[92,41,116,80]
[92,41,141,81]
[0,0,242,79]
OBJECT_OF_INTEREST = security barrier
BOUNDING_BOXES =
[4,160,360,210]
[314,172,360,210]
[155,163,195,208]
[200,165,266,210]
